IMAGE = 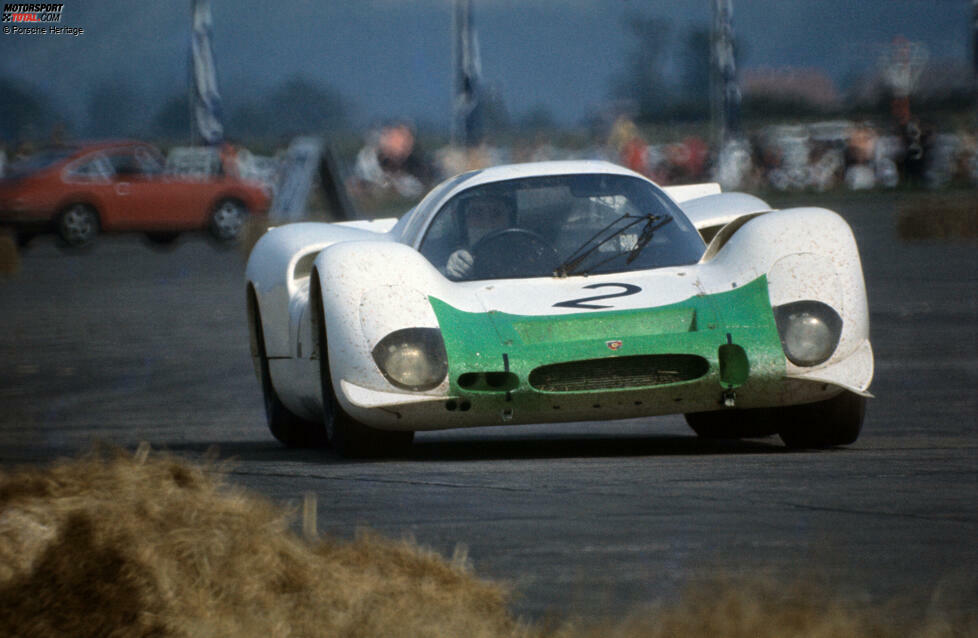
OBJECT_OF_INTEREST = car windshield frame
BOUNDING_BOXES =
[418,173,705,282]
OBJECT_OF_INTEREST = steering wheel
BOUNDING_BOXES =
[470,228,559,279]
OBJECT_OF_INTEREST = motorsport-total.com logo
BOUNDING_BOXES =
[3,3,84,36]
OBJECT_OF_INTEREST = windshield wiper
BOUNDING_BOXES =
[553,213,673,277]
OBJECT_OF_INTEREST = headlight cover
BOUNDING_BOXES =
[774,300,843,367]
[371,327,448,391]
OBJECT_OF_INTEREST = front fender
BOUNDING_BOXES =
[245,222,394,359]
[315,242,456,415]
[702,207,872,393]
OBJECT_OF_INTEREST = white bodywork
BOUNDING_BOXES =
[246,160,872,431]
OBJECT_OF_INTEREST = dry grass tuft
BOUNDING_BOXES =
[897,196,978,241]
[0,449,973,638]
[0,231,20,276]
[0,448,527,638]
[564,576,976,638]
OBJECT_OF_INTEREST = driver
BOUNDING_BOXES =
[445,194,514,280]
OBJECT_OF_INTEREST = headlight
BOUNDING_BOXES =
[371,328,448,391]
[774,301,843,367]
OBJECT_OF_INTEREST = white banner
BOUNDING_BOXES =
[192,0,224,145]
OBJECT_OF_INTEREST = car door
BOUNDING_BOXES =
[60,151,120,227]
[103,146,200,231]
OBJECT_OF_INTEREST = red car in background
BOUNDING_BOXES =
[0,140,271,247]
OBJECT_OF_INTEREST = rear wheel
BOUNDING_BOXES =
[311,278,413,458]
[777,390,865,449]
[208,199,248,244]
[254,305,327,448]
[57,203,99,247]
[15,231,36,248]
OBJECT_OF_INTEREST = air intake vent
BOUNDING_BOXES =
[529,354,709,392]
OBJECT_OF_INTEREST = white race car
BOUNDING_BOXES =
[245,160,872,456]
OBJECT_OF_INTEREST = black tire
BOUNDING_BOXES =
[684,406,780,439]
[56,203,99,248]
[777,390,865,449]
[254,305,327,448]
[15,231,36,248]
[311,278,413,458]
[208,199,248,244]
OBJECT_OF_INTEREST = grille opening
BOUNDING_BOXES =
[455,371,519,392]
[529,354,709,392]
[485,372,509,387]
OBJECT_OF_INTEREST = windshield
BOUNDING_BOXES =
[4,147,77,180]
[419,174,705,281]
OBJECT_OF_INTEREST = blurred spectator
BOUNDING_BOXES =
[844,124,879,190]
[353,122,435,197]
[13,141,35,162]
[50,122,68,147]
[435,140,505,177]
[898,119,933,185]
[219,141,240,178]
[664,136,709,183]
[350,121,435,199]
[608,116,650,177]
[714,138,753,190]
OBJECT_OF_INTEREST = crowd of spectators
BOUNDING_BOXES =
[348,115,978,201]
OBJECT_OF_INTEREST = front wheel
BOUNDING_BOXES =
[684,407,780,439]
[312,280,413,458]
[208,199,248,244]
[254,305,327,448]
[57,204,99,248]
[777,390,865,449]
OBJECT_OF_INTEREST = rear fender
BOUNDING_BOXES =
[678,191,772,242]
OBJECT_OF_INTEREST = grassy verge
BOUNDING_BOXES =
[0,450,973,637]
[897,195,978,241]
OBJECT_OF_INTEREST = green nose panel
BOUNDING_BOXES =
[428,275,784,399]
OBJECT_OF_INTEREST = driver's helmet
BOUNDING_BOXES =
[458,192,517,246]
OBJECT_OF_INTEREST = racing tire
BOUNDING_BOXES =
[208,199,248,244]
[311,277,414,458]
[777,390,865,449]
[56,204,100,248]
[254,305,328,448]
[684,406,780,439]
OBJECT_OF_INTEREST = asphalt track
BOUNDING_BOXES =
[1,191,975,621]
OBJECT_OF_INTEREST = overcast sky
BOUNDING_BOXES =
[0,0,972,131]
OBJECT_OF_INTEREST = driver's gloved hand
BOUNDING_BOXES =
[446,249,474,279]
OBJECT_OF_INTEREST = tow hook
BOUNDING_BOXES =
[722,389,736,408]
